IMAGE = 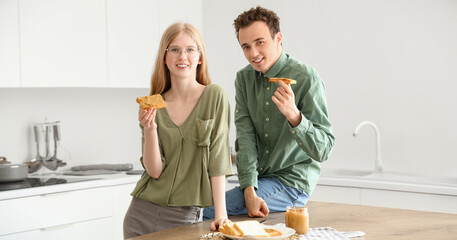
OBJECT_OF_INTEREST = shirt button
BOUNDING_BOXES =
[265,150,269,154]
[235,109,239,113]
[266,102,270,105]
[265,133,269,137]
[266,87,270,91]
[266,118,270,121]
[291,130,296,134]
[259,168,263,171]
[299,142,302,146]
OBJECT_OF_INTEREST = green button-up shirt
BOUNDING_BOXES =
[234,52,335,195]
[131,84,233,208]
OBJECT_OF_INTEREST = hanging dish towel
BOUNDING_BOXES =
[70,163,133,171]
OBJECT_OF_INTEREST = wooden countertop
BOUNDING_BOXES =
[127,201,457,240]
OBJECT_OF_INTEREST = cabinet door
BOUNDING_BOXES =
[0,183,138,239]
[0,196,43,236]
[112,183,137,239]
[19,0,107,87]
[40,217,114,240]
[0,230,43,240]
[107,0,159,88]
[0,0,21,87]
[40,187,113,228]
[159,0,203,36]
[0,217,114,240]
[311,185,361,205]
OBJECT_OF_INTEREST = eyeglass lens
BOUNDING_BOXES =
[167,47,199,58]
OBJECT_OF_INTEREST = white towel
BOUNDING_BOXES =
[300,227,365,240]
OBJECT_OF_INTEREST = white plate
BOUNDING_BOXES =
[221,224,295,240]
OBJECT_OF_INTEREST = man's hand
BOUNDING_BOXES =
[244,186,269,217]
[271,80,301,127]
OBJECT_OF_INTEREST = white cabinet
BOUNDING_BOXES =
[0,218,113,240]
[106,0,203,88]
[19,0,108,87]
[40,218,114,240]
[0,0,204,88]
[311,185,457,214]
[0,183,136,240]
[112,183,136,238]
[0,0,21,87]
[106,0,159,88]
[310,185,361,205]
[0,195,42,235]
[158,0,203,36]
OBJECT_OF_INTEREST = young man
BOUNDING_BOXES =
[204,6,335,221]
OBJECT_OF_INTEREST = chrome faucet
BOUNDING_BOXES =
[353,121,383,173]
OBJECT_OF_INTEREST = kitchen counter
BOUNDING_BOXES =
[0,172,141,201]
[127,201,457,240]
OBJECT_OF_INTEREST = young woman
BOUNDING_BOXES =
[123,23,232,238]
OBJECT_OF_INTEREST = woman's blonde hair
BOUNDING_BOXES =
[150,22,211,95]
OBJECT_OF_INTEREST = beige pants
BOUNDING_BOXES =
[123,197,202,239]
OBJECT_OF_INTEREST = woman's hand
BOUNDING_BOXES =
[139,107,162,178]
[138,108,157,130]
[211,217,231,231]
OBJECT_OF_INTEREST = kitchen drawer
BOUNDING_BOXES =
[360,188,457,214]
[0,217,114,240]
[0,195,43,235]
[0,230,40,240]
[40,187,114,228]
[40,217,114,240]
[310,185,361,205]
[0,187,114,236]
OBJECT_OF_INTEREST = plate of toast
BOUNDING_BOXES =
[219,221,295,240]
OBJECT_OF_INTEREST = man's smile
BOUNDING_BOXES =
[253,57,264,63]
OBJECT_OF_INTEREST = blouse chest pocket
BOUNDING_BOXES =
[193,118,214,146]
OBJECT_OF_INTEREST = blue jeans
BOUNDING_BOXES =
[203,177,309,220]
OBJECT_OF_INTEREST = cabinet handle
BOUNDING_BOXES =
[41,191,70,198]
[40,223,74,231]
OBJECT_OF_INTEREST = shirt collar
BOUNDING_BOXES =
[255,51,287,79]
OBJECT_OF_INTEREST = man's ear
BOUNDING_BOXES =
[275,32,283,45]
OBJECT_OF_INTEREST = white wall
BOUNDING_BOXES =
[0,88,147,169]
[1,0,456,179]
[202,0,457,178]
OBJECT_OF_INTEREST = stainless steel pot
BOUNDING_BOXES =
[0,156,28,182]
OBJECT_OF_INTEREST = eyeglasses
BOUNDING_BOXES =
[166,47,200,58]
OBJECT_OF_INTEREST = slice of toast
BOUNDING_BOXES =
[219,220,282,237]
[136,94,166,109]
[269,77,297,84]
[219,222,243,237]
[233,221,269,237]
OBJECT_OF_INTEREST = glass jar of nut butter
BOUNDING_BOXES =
[285,206,309,234]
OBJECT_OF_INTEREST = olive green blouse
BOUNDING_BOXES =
[131,84,233,208]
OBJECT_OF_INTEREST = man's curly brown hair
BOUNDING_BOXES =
[233,6,281,40]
